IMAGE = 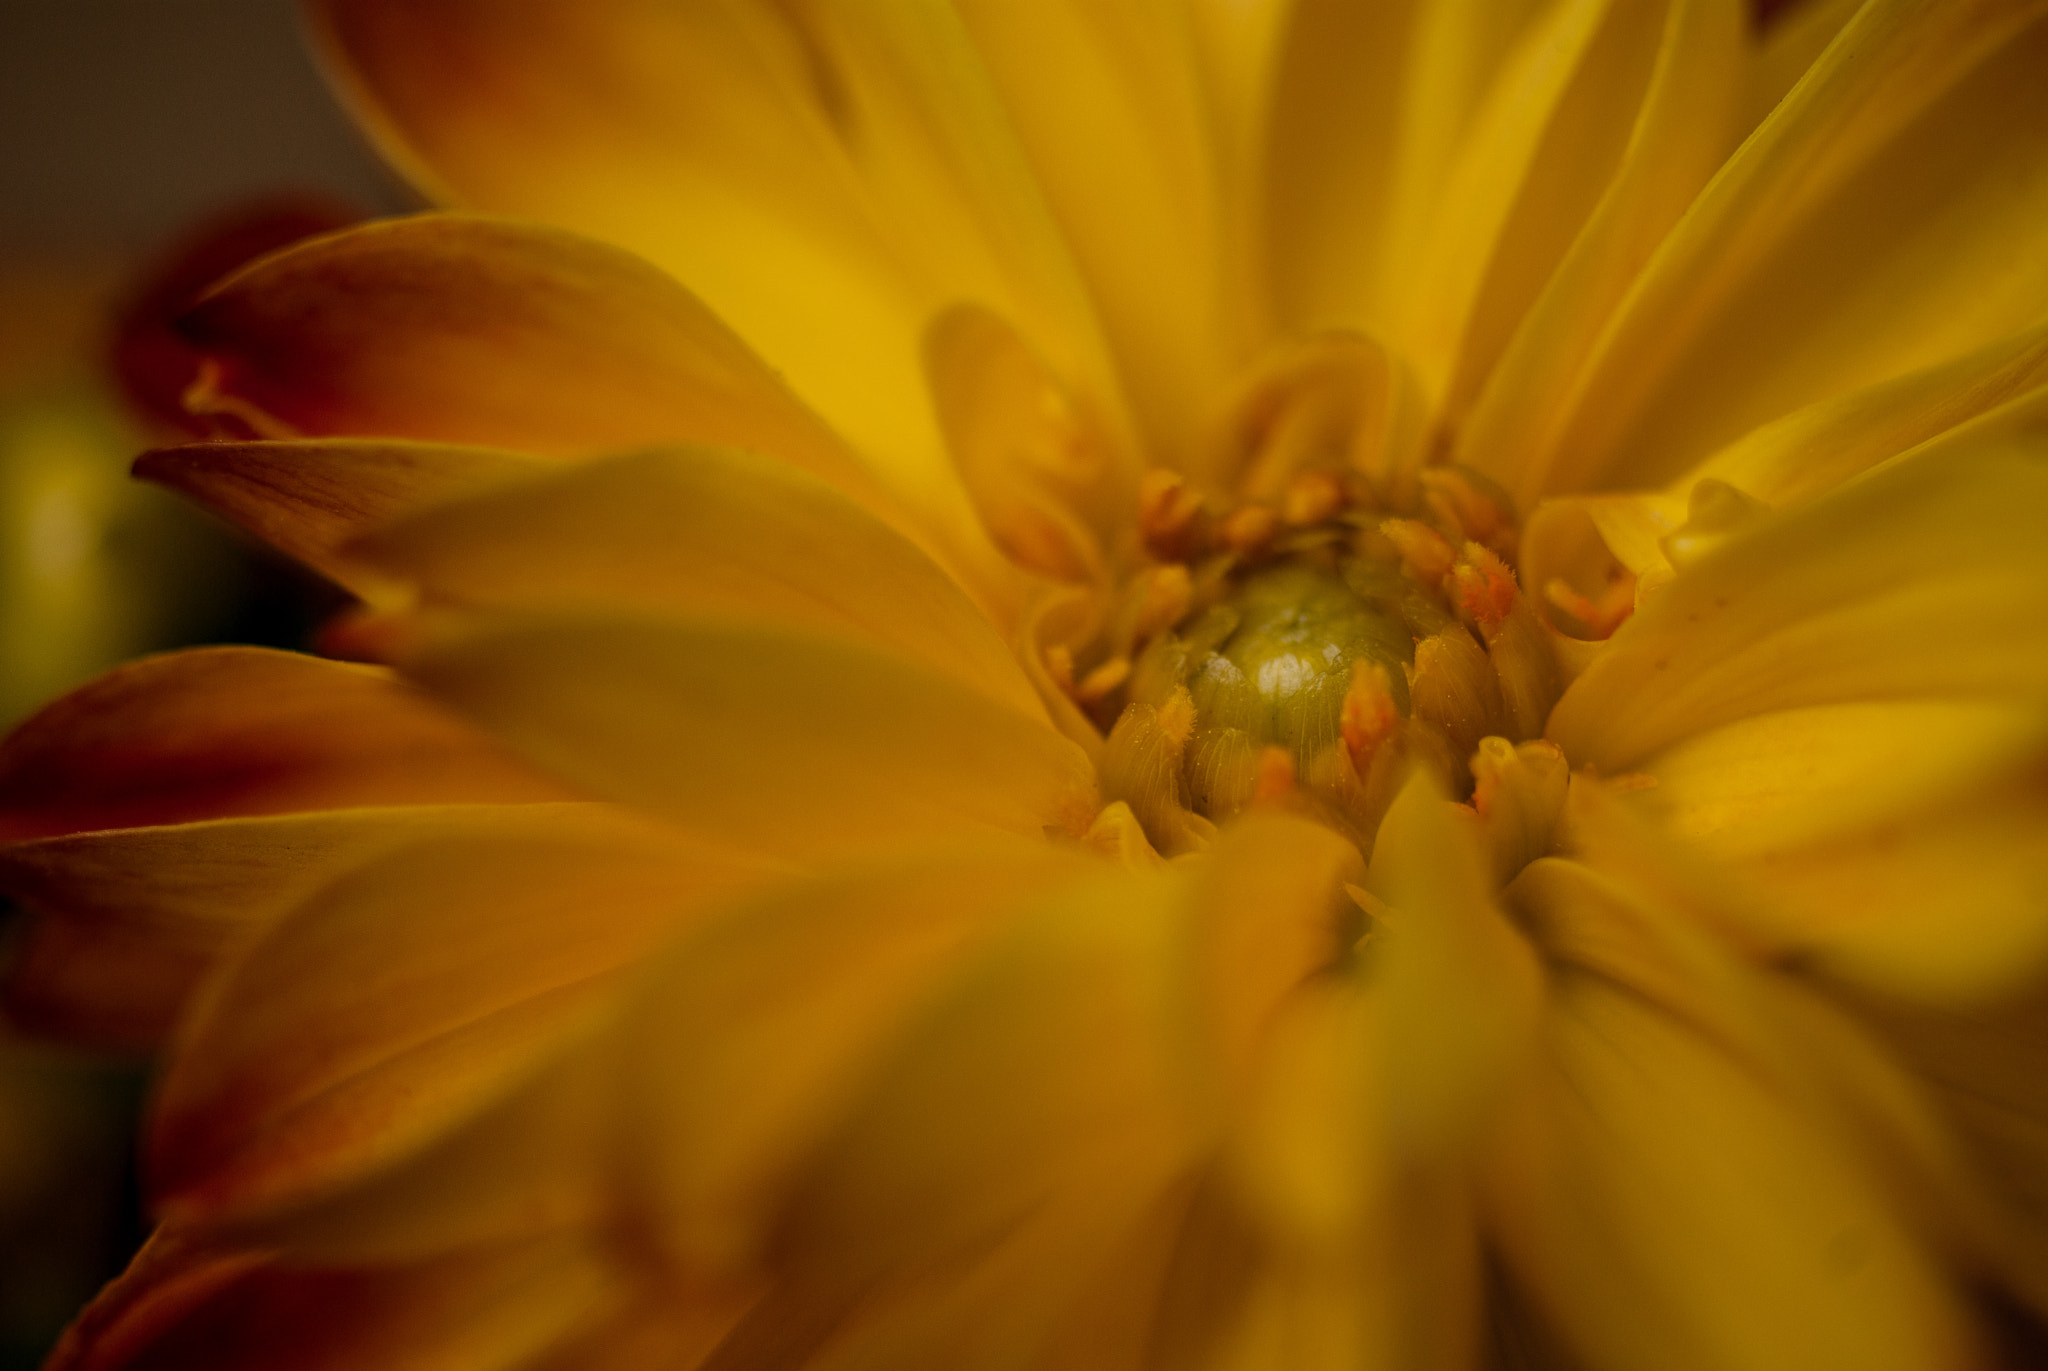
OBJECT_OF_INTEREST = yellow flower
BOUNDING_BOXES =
[9,1,2048,1368]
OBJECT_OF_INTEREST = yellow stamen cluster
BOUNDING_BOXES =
[1051,459,1560,858]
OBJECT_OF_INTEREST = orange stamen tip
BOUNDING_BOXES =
[1221,503,1278,554]
[1282,470,1345,526]
[1543,574,1635,639]
[1252,746,1297,803]
[1138,466,1205,557]
[1134,563,1193,641]
[1076,655,1131,703]
[1380,518,1456,582]
[1340,661,1398,764]
[1043,643,1076,693]
[1450,542,1518,638]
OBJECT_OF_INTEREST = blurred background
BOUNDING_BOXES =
[0,5,406,1363]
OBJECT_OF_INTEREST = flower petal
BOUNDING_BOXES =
[1537,0,2048,493]
[1367,772,1544,1159]
[948,0,1242,463]
[400,612,1098,860]
[1549,437,2048,773]
[133,439,546,599]
[149,817,770,1222]
[1489,859,1983,1371]
[1403,0,1685,409]
[0,647,566,843]
[351,446,1044,719]
[1267,0,1545,338]
[303,0,953,503]
[0,802,609,1052]
[1460,0,1747,498]
[177,215,872,494]
[1679,316,2048,507]
[47,1229,609,1371]
[702,864,1203,1368]
[616,841,1096,1276]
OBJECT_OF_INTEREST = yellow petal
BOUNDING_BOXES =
[0,647,566,842]
[1269,0,1553,341]
[1680,315,2048,507]
[1461,0,1747,500]
[134,439,545,600]
[1402,0,1673,409]
[1736,768,2048,1004]
[303,0,955,513]
[226,1027,615,1265]
[1488,864,1981,1371]
[180,214,875,497]
[949,0,1241,463]
[1183,812,1364,1106]
[1538,0,2048,493]
[401,613,1097,860]
[1636,698,2045,855]
[150,818,770,1223]
[0,802,609,1052]
[1549,437,2048,772]
[1850,982,2048,1319]
[352,446,1044,719]
[616,841,1095,1276]
[704,864,1202,1369]
[1366,771,1544,1159]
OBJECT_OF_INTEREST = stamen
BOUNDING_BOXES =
[1253,746,1297,803]
[1221,504,1278,555]
[1076,655,1131,703]
[1380,518,1457,583]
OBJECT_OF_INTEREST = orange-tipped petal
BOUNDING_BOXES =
[133,439,546,599]
[0,803,610,1053]
[109,194,363,439]
[48,1228,609,1371]
[149,816,770,1222]
[175,214,872,494]
[0,647,567,843]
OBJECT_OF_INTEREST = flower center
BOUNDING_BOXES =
[1063,463,1560,857]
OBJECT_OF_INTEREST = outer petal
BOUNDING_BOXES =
[177,215,873,497]
[615,842,1098,1277]
[1490,858,1984,1371]
[699,864,1204,1369]
[351,447,1043,719]
[1535,0,2048,494]
[1,802,610,1051]
[1549,438,2048,772]
[47,1229,611,1371]
[0,647,565,843]
[400,612,1098,861]
[148,818,772,1222]
[302,0,954,506]
[133,439,546,600]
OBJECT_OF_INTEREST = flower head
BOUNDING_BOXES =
[10,1,2048,1368]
